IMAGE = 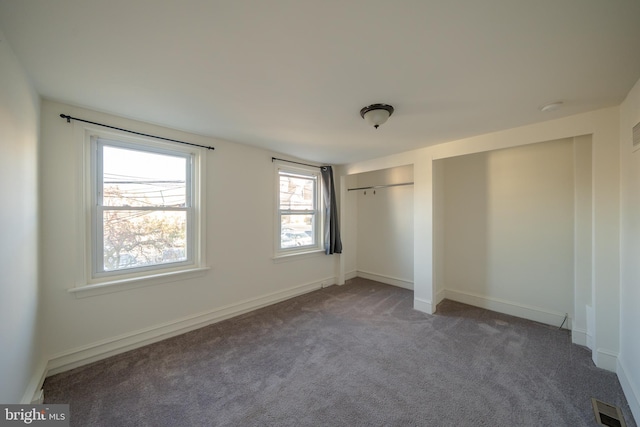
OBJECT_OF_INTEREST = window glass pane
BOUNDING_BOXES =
[281,214,314,248]
[103,210,187,271]
[279,173,315,210]
[103,145,187,208]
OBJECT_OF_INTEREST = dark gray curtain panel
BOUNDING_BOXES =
[321,166,342,254]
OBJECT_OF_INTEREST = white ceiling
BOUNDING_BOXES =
[1,0,639,165]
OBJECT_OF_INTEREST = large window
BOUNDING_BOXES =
[275,163,322,255]
[91,135,201,280]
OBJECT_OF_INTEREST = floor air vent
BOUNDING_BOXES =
[592,398,626,427]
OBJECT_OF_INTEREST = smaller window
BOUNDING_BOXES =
[275,163,323,255]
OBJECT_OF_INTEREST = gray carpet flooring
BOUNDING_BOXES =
[44,278,636,426]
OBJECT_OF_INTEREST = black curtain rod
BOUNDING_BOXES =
[59,114,215,151]
[271,157,327,169]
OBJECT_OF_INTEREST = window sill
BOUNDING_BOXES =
[68,267,210,298]
[272,249,325,263]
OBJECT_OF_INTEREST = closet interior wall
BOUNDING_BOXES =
[436,137,579,327]
[349,165,415,290]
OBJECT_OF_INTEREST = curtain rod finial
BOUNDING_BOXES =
[60,114,71,123]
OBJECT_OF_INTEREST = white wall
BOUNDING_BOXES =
[343,106,621,371]
[432,160,446,302]
[619,76,640,421]
[440,139,575,326]
[341,172,359,280]
[351,166,414,289]
[39,100,339,374]
[572,135,593,348]
[0,31,42,402]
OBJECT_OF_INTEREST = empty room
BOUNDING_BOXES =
[1,1,640,426]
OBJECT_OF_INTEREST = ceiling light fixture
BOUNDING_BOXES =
[360,104,394,129]
[539,101,563,112]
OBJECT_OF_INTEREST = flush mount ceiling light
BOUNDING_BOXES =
[360,104,394,129]
[539,101,563,112]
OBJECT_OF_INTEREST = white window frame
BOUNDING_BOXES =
[93,137,195,277]
[70,125,208,297]
[274,161,324,258]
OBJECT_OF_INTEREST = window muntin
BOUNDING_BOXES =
[94,138,194,276]
[276,165,322,254]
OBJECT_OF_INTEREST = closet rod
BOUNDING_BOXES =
[347,182,414,191]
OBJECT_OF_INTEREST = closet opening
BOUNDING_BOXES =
[432,135,592,334]
[344,164,415,290]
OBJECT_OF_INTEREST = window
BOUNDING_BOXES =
[275,163,322,255]
[89,133,203,281]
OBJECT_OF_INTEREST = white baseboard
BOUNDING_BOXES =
[414,297,434,314]
[593,348,618,372]
[444,288,570,329]
[356,270,413,290]
[345,270,358,281]
[618,358,640,424]
[571,327,589,347]
[46,278,332,376]
[586,304,595,351]
[20,358,48,404]
[435,288,446,305]
[30,389,44,405]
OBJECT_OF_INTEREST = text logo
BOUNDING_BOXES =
[0,405,69,427]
